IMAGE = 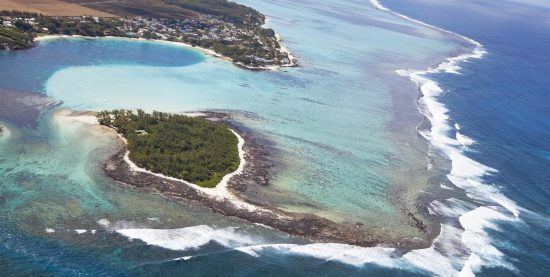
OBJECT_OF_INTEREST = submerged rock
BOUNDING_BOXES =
[0,88,62,128]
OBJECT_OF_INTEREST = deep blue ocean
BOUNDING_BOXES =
[0,0,548,275]
[383,0,550,275]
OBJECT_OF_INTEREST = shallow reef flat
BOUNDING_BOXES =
[0,88,61,127]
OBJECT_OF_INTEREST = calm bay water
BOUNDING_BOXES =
[0,0,546,275]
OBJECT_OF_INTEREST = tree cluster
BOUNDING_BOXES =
[97,110,240,188]
[0,8,291,67]
[0,26,34,50]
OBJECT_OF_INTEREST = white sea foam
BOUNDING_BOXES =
[404,41,520,275]
[455,123,475,147]
[97,219,111,228]
[97,219,148,231]
[428,198,473,218]
[100,1,523,274]
[110,222,500,275]
[371,0,522,274]
[174,256,193,261]
[253,223,274,229]
[111,223,401,268]
[75,229,87,234]
[45,228,55,233]
[459,206,519,275]
[0,123,11,142]
[115,225,257,251]
[236,243,398,267]
[456,131,475,147]
[404,223,474,276]
[440,183,454,190]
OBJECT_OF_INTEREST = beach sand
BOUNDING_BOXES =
[54,109,406,248]
[34,34,296,71]
[55,109,262,211]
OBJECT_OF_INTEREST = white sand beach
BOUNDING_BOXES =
[34,34,295,71]
[54,109,271,214]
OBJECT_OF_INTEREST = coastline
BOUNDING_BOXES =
[54,109,248,201]
[17,3,496,259]
[275,33,298,68]
[0,0,542,273]
[34,34,297,71]
[55,109,433,249]
[120,125,261,212]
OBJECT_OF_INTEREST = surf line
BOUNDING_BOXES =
[370,0,523,275]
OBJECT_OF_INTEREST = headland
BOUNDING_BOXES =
[0,0,297,69]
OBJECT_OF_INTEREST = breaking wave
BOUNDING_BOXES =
[371,0,525,275]
[104,1,527,275]
[115,225,257,251]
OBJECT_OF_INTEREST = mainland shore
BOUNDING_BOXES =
[34,34,297,71]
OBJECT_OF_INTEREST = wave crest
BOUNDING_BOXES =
[372,0,522,274]
[116,225,257,251]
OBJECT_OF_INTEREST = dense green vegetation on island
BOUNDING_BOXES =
[97,110,240,188]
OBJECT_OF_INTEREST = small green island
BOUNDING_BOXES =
[97,109,240,188]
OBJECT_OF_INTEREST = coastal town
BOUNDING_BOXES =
[0,10,296,68]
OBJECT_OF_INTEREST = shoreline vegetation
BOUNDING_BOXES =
[54,109,434,249]
[97,109,240,188]
[0,0,297,69]
[57,109,430,249]
[92,110,388,247]
[0,0,439,250]
[16,104,430,248]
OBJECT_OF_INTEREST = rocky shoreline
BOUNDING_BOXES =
[102,111,432,249]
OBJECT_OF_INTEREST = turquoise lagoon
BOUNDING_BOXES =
[0,0,471,274]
